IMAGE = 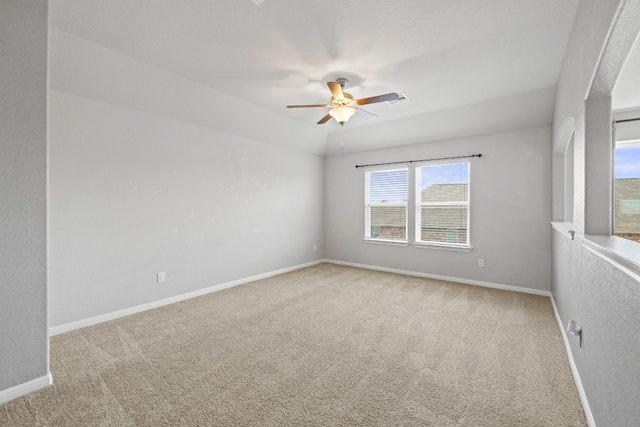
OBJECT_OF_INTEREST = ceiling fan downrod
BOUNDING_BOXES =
[335,77,349,88]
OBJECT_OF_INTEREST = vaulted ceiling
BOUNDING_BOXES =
[50,0,580,156]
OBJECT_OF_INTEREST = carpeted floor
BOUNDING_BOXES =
[1,263,586,426]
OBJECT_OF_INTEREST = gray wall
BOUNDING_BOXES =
[552,0,640,425]
[0,0,49,391]
[324,127,552,291]
[48,31,324,328]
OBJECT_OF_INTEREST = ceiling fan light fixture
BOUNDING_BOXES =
[329,106,356,126]
[286,79,398,127]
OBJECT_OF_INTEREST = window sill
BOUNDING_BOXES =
[363,238,409,247]
[582,235,640,281]
[412,242,473,252]
[361,239,473,252]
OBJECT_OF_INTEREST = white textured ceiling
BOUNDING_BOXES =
[50,0,579,155]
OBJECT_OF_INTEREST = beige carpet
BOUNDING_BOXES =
[1,263,586,426]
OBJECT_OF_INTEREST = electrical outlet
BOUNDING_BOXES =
[313,244,317,251]
[478,259,485,268]
[157,272,166,283]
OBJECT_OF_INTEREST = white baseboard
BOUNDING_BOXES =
[0,373,52,405]
[51,258,550,336]
[325,259,551,297]
[550,295,596,427]
[50,260,324,336]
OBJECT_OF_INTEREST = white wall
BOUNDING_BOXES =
[324,127,552,292]
[552,0,640,425]
[49,31,324,328]
[0,0,49,397]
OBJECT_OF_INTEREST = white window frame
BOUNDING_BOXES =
[414,161,471,251]
[364,167,409,245]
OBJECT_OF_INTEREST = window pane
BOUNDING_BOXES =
[417,162,470,245]
[370,205,407,240]
[366,168,408,241]
[614,145,640,243]
[421,163,468,202]
[420,206,468,244]
[369,169,408,203]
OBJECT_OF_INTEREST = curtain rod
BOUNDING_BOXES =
[616,117,640,123]
[355,154,482,169]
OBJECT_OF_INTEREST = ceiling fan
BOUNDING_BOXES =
[286,78,399,126]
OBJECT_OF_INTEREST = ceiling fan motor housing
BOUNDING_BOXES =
[332,92,355,107]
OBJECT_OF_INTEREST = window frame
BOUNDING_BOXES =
[413,160,472,251]
[363,166,409,245]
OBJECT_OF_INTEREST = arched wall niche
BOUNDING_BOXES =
[555,116,576,154]
[565,132,575,223]
[552,117,576,222]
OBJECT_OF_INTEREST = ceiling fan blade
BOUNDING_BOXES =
[356,92,399,105]
[287,104,330,109]
[317,113,332,124]
[355,107,378,121]
[327,82,344,99]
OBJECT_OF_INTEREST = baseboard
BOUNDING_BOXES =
[50,260,324,336]
[51,259,550,335]
[324,259,551,297]
[550,295,596,427]
[0,373,52,405]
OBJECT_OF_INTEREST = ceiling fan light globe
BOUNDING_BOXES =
[329,106,356,125]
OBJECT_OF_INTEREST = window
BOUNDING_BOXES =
[415,162,470,247]
[362,160,472,249]
[614,140,640,243]
[364,168,408,242]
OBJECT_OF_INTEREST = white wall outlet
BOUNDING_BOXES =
[313,244,317,251]
[157,272,166,283]
[478,259,485,268]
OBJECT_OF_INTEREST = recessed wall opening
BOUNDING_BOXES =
[612,27,640,243]
[584,0,640,237]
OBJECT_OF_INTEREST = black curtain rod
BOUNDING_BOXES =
[355,154,482,169]
[616,117,640,123]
